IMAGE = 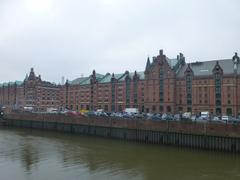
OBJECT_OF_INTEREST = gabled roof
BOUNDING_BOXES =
[69,71,145,85]
[177,59,238,77]
[41,81,58,87]
[166,57,178,69]
[95,73,105,80]
[98,73,112,83]
[79,77,91,85]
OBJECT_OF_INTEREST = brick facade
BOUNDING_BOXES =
[1,50,240,116]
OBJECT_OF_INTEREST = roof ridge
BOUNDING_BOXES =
[189,58,231,64]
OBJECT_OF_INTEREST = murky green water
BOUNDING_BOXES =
[0,127,240,180]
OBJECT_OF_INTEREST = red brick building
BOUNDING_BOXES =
[144,50,240,116]
[60,70,145,112]
[1,50,240,116]
[0,68,60,111]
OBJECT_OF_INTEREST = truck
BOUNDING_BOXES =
[47,107,58,113]
[23,106,34,112]
[124,108,139,114]
[182,112,191,120]
[200,111,209,120]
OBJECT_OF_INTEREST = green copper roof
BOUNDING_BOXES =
[95,73,105,80]
[69,71,145,85]
[0,81,23,87]
[98,73,112,83]
[70,77,88,85]
[80,77,91,85]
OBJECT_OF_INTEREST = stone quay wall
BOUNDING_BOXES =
[3,113,240,152]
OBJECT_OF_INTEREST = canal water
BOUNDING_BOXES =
[0,127,240,180]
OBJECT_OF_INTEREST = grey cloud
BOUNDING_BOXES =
[0,0,239,83]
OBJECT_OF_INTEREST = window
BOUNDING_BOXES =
[152,105,156,112]
[178,107,183,112]
[216,100,221,106]
[118,105,123,112]
[167,106,171,112]
[125,77,131,108]
[104,105,108,112]
[159,67,164,103]
[226,108,232,116]
[159,106,163,112]
[215,72,222,109]
[111,79,115,111]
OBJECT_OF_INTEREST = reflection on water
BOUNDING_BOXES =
[0,127,240,180]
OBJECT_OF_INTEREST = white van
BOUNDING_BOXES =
[124,108,139,114]
[200,112,209,120]
[221,115,230,122]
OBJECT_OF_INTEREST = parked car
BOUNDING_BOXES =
[212,116,224,123]
[173,114,181,121]
[151,114,162,121]
[146,113,154,120]
[166,114,174,120]
[213,116,220,121]
[99,112,109,117]
[161,114,173,121]
[86,111,97,117]
[228,117,240,125]
[200,111,210,120]
[191,115,197,122]
[182,112,191,120]
[221,115,230,123]
[161,113,168,120]
[122,112,134,119]
[65,111,78,116]
[134,113,144,119]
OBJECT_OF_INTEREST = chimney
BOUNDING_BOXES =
[159,49,163,56]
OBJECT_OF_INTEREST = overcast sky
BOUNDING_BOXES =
[0,0,239,83]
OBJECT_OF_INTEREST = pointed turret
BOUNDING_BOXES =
[133,70,139,81]
[184,63,193,76]
[92,70,96,76]
[28,68,36,80]
[212,61,223,74]
[232,52,240,73]
[232,52,240,63]
[24,74,28,81]
[111,73,115,82]
[145,57,151,71]
[179,53,186,65]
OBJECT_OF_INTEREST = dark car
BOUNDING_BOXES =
[0,110,3,118]
[151,114,162,121]
[228,117,240,125]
